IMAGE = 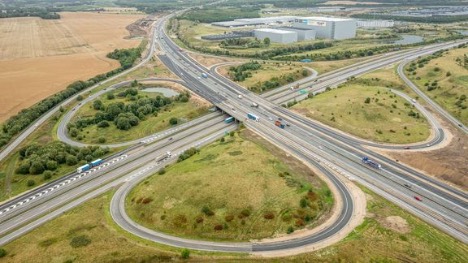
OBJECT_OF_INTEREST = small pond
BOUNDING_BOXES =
[141,87,180,97]
[392,35,424,45]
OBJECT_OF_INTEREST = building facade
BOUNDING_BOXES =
[253,28,298,44]
[293,17,356,40]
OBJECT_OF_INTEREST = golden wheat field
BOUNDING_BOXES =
[0,12,145,122]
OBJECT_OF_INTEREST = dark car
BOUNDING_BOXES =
[414,196,422,201]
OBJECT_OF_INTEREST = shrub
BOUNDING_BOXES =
[181,248,190,259]
[214,224,223,231]
[287,226,294,234]
[201,206,214,216]
[169,117,178,125]
[158,168,166,175]
[98,137,106,143]
[263,212,275,220]
[195,216,204,223]
[239,209,251,218]
[141,197,153,204]
[76,95,83,101]
[27,180,36,187]
[225,215,234,222]
[43,171,53,181]
[69,235,91,248]
[364,97,371,104]
[220,137,225,143]
[300,198,308,208]
[0,248,6,258]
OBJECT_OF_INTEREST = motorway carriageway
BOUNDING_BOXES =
[0,116,236,243]
[156,24,468,243]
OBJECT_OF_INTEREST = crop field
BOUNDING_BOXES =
[0,12,145,123]
[292,82,431,144]
[127,129,332,241]
[407,47,468,125]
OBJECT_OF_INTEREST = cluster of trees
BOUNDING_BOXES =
[116,0,215,13]
[107,47,143,70]
[228,61,261,81]
[0,47,143,150]
[177,147,199,162]
[15,142,109,175]
[249,69,309,94]
[219,38,267,49]
[69,89,190,134]
[0,8,60,19]
[179,7,260,23]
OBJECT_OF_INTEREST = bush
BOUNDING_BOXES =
[76,95,83,101]
[43,171,53,181]
[169,117,178,125]
[97,121,109,128]
[239,209,251,218]
[263,212,275,220]
[98,137,106,143]
[364,97,371,104]
[158,168,166,175]
[225,215,234,222]
[0,248,6,258]
[287,226,294,234]
[214,224,223,231]
[201,206,214,216]
[69,235,91,248]
[27,179,36,187]
[181,248,190,259]
[107,93,115,100]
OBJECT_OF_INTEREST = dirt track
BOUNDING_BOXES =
[0,12,145,123]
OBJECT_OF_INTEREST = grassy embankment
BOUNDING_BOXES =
[406,46,468,125]
[223,61,311,94]
[2,185,466,262]
[127,129,332,241]
[292,67,431,144]
[71,87,208,144]
[0,99,121,202]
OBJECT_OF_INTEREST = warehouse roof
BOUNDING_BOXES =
[254,28,296,34]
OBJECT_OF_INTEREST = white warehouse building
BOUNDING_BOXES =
[293,16,357,40]
[254,28,298,44]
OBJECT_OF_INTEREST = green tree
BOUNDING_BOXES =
[76,95,83,101]
[93,100,103,110]
[263,37,271,46]
[364,97,371,104]
[0,247,6,258]
[29,161,45,175]
[107,93,115,100]
[66,155,78,166]
[46,160,58,171]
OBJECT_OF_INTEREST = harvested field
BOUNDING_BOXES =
[0,12,145,122]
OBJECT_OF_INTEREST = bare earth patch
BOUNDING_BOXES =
[188,52,244,68]
[386,124,468,191]
[0,12,145,122]
[381,216,411,234]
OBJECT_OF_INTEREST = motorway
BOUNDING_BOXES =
[0,12,466,255]
[138,16,468,245]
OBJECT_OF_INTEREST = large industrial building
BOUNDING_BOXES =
[254,28,297,44]
[293,17,356,40]
[213,15,357,42]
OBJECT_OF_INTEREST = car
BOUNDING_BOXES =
[197,76,201,79]
[426,144,431,147]
[404,146,410,149]
[268,117,273,121]
[414,196,422,201]
[458,124,463,127]
[278,117,283,121]
[168,137,173,141]
[404,183,412,188]
[285,123,291,127]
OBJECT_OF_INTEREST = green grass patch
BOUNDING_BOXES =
[127,129,331,241]
[292,82,431,144]
[406,46,468,125]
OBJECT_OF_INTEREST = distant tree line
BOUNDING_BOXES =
[0,47,143,149]
[16,142,109,175]
[0,7,60,19]
[179,7,260,23]
[352,13,468,23]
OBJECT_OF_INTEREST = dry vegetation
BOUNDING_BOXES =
[0,12,145,122]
